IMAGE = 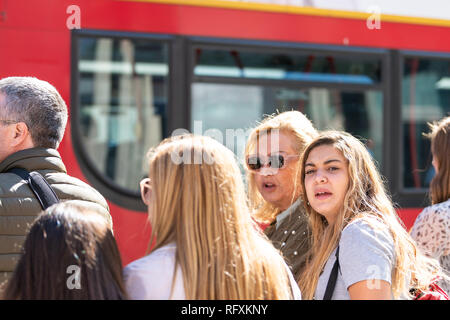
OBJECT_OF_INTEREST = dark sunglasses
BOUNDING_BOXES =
[246,154,299,171]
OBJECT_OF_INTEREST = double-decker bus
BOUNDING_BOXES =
[1,0,449,265]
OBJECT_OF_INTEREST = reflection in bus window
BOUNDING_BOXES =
[194,49,381,84]
[78,37,168,193]
[191,83,383,168]
[402,57,450,189]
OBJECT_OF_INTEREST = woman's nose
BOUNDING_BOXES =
[315,171,327,183]
[258,165,278,176]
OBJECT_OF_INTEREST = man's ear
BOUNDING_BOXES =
[11,122,32,147]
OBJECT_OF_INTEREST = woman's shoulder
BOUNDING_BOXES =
[343,216,390,234]
[420,199,450,219]
[123,242,185,300]
[412,199,450,239]
[340,216,394,248]
[124,243,177,275]
[338,216,396,279]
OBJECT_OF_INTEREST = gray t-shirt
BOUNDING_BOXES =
[314,217,396,300]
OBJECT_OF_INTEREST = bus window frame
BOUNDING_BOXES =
[393,50,450,207]
[70,29,180,212]
[189,39,387,90]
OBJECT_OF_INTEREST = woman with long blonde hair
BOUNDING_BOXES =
[299,131,446,300]
[411,116,450,294]
[124,134,300,299]
[244,111,318,280]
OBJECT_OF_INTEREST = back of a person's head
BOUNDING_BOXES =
[426,116,450,204]
[146,134,248,247]
[146,134,295,299]
[0,76,68,149]
[3,201,126,300]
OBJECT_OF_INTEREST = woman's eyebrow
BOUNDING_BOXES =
[257,150,289,156]
[305,159,342,167]
[324,159,342,165]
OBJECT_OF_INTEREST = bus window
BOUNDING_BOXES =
[402,57,450,190]
[191,83,383,168]
[194,48,381,85]
[77,37,168,193]
[191,46,384,169]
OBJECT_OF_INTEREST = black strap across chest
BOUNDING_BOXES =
[323,246,340,300]
[7,167,60,210]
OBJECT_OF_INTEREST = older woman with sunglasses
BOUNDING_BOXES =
[244,111,318,280]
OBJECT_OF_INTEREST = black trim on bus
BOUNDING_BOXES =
[169,36,190,135]
[187,36,389,55]
[394,50,450,208]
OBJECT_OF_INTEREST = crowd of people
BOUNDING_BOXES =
[0,76,448,300]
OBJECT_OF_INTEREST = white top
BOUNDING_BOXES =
[314,217,399,300]
[123,242,185,299]
[123,242,302,300]
[411,198,450,294]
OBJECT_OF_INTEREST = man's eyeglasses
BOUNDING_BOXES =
[246,154,300,171]
[0,119,18,125]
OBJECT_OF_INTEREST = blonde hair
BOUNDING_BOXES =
[146,134,295,299]
[425,116,450,205]
[245,111,318,224]
[299,131,445,300]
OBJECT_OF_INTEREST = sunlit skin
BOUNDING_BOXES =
[0,93,35,163]
[432,155,439,173]
[140,177,152,207]
[304,145,349,225]
[0,122,13,164]
[0,93,11,163]
[304,144,392,299]
[253,131,301,212]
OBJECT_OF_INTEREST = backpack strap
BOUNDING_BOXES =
[323,246,340,300]
[7,168,60,210]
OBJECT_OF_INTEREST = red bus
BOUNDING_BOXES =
[1,0,449,265]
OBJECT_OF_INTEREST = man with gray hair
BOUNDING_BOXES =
[0,77,111,290]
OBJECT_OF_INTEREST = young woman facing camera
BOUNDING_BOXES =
[299,131,446,300]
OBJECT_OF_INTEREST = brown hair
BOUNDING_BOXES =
[425,116,450,205]
[3,201,127,300]
[298,131,444,299]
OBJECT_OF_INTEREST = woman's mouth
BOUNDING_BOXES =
[315,191,332,199]
[263,182,276,191]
